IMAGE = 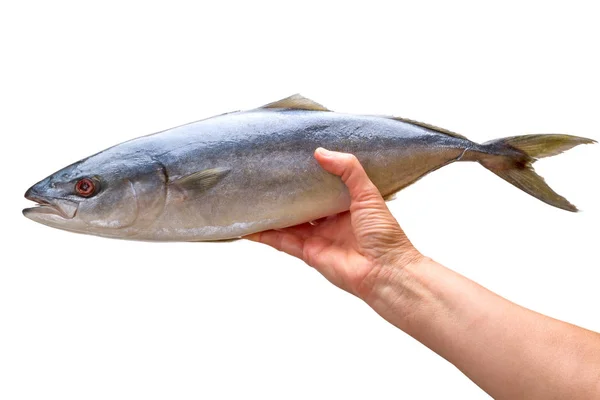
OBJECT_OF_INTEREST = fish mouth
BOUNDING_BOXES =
[23,190,79,220]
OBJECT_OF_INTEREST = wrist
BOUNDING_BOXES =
[358,253,436,328]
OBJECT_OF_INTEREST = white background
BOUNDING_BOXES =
[1,1,599,399]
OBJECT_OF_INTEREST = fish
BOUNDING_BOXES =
[23,94,595,241]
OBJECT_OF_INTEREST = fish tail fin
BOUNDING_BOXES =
[478,134,595,212]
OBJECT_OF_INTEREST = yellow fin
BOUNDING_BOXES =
[493,134,596,159]
[391,116,468,140]
[261,94,330,112]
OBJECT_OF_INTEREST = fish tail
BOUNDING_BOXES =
[477,134,595,212]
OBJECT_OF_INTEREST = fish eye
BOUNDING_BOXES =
[75,178,97,197]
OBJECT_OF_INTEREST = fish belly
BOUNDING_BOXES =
[142,145,463,241]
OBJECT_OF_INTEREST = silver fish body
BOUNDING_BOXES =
[23,95,594,241]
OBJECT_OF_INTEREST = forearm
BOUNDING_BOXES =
[363,258,600,399]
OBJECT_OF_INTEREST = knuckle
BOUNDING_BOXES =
[302,245,313,265]
[350,182,384,205]
[352,190,382,206]
[275,233,285,251]
[341,165,353,182]
[347,154,359,165]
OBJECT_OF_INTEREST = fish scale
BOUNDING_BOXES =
[23,95,595,241]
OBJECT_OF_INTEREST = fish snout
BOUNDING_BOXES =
[23,180,79,220]
[24,183,49,204]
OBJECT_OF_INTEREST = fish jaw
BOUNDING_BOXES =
[23,183,81,227]
[22,178,132,237]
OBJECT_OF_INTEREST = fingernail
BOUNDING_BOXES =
[316,147,333,157]
[243,233,260,242]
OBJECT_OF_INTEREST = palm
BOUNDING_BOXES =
[246,149,419,297]
[251,196,409,295]
[287,211,372,293]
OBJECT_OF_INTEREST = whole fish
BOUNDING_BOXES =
[23,95,594,241]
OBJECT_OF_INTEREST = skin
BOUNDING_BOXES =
[23,99,592,241]
[23,108,479,240]
[246,148,600,400]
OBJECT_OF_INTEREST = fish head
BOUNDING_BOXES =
[23,152,167,239]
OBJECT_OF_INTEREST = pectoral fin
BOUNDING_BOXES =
[171,167,230,192]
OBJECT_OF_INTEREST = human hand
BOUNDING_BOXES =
[245,148,423,299]
[249,149,600,400]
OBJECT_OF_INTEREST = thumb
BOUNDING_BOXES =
[314,148,421,269]
[314,148,385,207]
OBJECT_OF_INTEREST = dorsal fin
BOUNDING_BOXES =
[391,116,468,140]
[261,94,330,112]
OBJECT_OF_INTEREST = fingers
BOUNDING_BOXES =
[244,230,304,259]
[278,222,315,239]
[314,148,385,206]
